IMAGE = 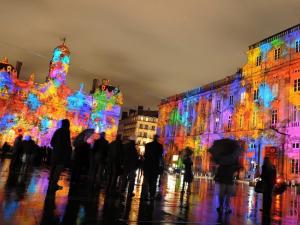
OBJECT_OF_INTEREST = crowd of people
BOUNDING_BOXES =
[5,119,165,201]
[1,119,280,220]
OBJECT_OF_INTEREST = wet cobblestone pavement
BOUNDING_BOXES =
[0,159,299,225]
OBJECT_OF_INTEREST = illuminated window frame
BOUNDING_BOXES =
[296,40,300,53]
[294,78,300,92]
[271,109,278,125]
[256,55,262,66]
[274,48,281,60]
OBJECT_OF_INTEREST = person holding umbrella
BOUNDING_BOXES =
[71,129,94,184]
[209,138,242,215]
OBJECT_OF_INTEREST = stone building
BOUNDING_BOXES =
[158,24,300,182]
[118,106,158,154]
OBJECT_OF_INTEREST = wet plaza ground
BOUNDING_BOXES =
[0,159,299,225]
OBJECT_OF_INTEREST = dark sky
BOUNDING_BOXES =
[1,0,300,109]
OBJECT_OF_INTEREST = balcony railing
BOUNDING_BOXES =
[290,121,300,127]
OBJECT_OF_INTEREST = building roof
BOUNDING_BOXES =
[248,23,300,50]
[160,72,242,105]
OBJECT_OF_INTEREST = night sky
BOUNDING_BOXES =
[1,0,300,109]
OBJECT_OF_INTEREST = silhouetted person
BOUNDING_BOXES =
[71,133,91,184]
[261,157,276,216]
[1,142,10,157]
[22,136,37,165]
[10,134,23,169]
[181,147,193,193]
[141,135,163,200]
[89,132,109,185]
[120,136,139,197]
[215,157,240,214]
[49,119,72,190]
[107,134,124,194]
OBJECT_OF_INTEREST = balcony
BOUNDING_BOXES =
[290,121,300,127]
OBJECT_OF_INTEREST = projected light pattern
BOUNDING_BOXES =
[158,24,300,181]
[0,43,122,146]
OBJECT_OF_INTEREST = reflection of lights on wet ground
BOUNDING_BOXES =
[247,188,255,217]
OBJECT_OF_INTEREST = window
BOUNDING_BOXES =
[241,91,246,104]
[215,117,220,131]
[272,83,279,97]
[292,143,300,149]
[143,132,147,138]
[252,111,257,127]
[293,106,297,122]
[290,159,299,174]
[271,109,278,125]
[216,100,221,111]
[139,124,143,129]
[200,123,204,132]
[138,132,142,137]
[254,89,259,101]
[151,126,155,130]
[274,48,281,60]
[250,143,256,149]
[145,125,148,129]
[201,103,206,113]
[296,40,300,53]
[294,78,300,92]
[239,115,244,129]
[229,95,234,105]
[228,115,232,130]
[256,55,262,66]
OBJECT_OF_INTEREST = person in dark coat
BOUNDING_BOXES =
[120,136,139,197]
[106,134,124,194]
[71,135,91,184]
[10,134,23,169]
[141,135,163,200]
[181,147,193,193]
[261,156,276,216]
[89,132,109,185]
[1,142,10,158]
[215,157,240,214]
[22,136,37,165]
[49,119,72,190]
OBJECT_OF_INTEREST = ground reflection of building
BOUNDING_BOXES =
[118,106,158,154]
[0,42,122,145]
[158,24,300,183]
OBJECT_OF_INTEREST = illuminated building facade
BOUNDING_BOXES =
[0,42,123,146]
[158,24,300,182]
[118,106,158,154]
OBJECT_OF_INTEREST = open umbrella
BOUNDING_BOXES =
[73,128,94,147]
[208,138,242,166]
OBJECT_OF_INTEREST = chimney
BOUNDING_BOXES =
[90,79,99,94]
[137,105,144,114]
[15,61,22,78]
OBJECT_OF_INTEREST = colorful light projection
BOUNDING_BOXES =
[0,43,123,146]
[158,24,300,180]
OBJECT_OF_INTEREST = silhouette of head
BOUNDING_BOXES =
[153,134,159,141]
[263,156,272,166]
[116,134,122,141]
[61,119,70,129]
[100,132,106,139]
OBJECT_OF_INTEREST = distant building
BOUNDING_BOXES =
[0,42,123,145]
[118,106,158,154]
